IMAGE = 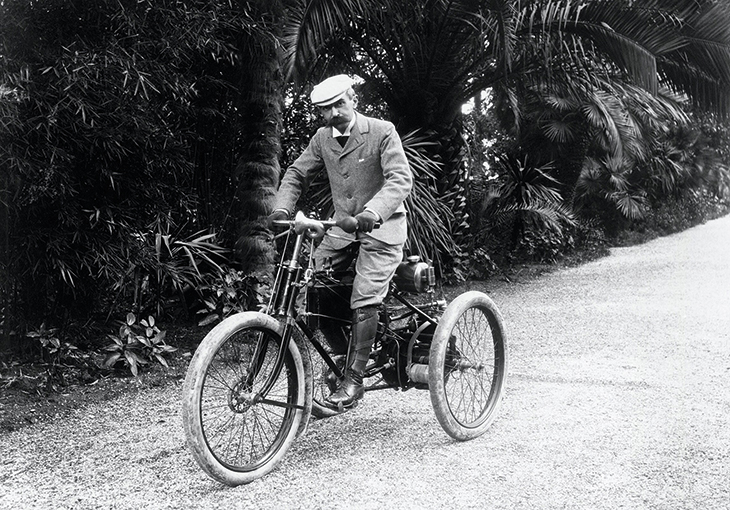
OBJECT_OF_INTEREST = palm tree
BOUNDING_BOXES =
[230,0,289,273]
[283,0,516,272]
[481,154,576,248]
[280,0,730,269]
[284,0,730,136]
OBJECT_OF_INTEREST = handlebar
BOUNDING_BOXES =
[272,211,376,240]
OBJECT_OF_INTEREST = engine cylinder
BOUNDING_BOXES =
[393,255,435,293]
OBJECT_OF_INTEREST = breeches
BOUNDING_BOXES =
[314,234,403,309]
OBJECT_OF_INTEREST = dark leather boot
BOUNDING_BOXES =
[325,306,379,409]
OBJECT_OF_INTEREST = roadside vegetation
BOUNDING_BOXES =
[2,1,729,417]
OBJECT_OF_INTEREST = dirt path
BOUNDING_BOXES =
[2,215,729,510]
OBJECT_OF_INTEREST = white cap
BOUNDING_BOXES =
[310,74,354,106]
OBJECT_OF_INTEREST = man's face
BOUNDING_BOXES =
[318,94,357,131]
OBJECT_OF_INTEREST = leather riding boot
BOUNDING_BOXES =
[325,306,379,409]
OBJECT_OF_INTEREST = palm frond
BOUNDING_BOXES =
[520,0,730,115]
[400,128,464,271]
[281,0,371,80]
[609,190,647,220]
[574,159,605,198]
[521,0,659,93]
[481,154,575,236]
[521,202,576,232]
[542,118,574,143]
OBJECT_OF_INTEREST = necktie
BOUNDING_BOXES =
[336,135,349,147]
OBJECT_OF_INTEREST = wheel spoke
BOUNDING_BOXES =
[430,293,507,440]
[446,308,494,425]
[197,327,297,471]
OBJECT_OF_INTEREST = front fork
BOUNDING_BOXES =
[245,319,295,392]
[245,235,306,405]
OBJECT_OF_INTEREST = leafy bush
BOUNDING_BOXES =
[112,227,230,318]
[474,155,577,263]
[613,190,730,246]
[21,322,96,391]
[0,0,253,348]
[467,248,499,280]
[27,323,81,367]
[574,156,648,223]
[195,269,270,326]
[104,313,176,376]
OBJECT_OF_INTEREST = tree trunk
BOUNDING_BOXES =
[232,7,284,273]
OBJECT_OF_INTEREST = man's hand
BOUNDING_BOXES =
[266,210,289,229]
[355,210,379,233]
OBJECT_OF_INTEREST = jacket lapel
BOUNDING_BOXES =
[339,114,368,159]
[326,130,343,154]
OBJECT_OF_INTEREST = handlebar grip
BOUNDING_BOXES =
[337,216,382,233]
[338,216,359,233]
[273,213,381,235]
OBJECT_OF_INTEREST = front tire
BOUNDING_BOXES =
[182,312,308,485]
[429,291,508,441]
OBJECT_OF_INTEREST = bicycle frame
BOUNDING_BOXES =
[182,212,508,486]
[245,214,337,401]
[251,212,446,404]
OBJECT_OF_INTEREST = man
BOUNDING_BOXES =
[268,74,413,408]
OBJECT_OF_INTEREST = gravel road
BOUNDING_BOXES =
[2,215,729,510]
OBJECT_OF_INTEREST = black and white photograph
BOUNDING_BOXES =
[1,1,729,508]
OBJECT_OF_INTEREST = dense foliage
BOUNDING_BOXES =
[282,0,730,275]
[2,0,730,377]
[0,0,262,353]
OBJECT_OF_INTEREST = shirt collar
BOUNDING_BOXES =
[332,113,357,137]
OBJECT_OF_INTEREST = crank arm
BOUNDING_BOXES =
[255,396,306,411]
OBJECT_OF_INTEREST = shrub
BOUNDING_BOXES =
[113,227,230,318]
[195,268,270,326]
[104,313,176,376]
[613,190,730,246]
[467,248,498,280]
[0,0,252,351]
[472,155,579,265]
[27,324,80,366]
[21,322,96,391]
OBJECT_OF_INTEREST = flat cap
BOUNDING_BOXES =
[310,74,354,106]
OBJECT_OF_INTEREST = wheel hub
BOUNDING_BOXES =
[229,379,256,413]
[457,359,487,372]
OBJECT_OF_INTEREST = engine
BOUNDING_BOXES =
[393,255,435,293]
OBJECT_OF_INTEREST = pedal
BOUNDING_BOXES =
[332,399,358,413]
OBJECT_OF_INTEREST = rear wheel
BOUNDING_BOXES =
[182,312,308,485]
[429,291,508,441]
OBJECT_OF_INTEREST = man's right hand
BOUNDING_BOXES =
[266,210,289,229]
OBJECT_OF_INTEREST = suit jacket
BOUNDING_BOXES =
[274,112,413,245]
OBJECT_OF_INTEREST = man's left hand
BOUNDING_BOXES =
[355,210,379,233]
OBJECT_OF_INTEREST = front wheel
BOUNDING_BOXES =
[182,312,309,486]
[429,291,508,441]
